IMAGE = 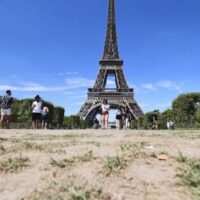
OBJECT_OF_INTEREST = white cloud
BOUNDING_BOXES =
[0,78,183,96]
[0,84,66,92]
[156,80,182,91]
[0,75,95,92]
[140,103,151,107]
[59,72,78,76]
[141,84,157,91]
[141,80,183,91]
[64,77,94,88]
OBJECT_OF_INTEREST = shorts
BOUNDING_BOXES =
[102,111,108,115]
[1,108,12,116]
[116,115,122,120]
[41,114,49,121]
[32,113,41,121]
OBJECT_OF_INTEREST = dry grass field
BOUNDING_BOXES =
[0,129,200,200]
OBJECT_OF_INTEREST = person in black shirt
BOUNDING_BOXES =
[93,117,100,129]
[124,107,131,129]
[0,90,13,129]
[116,106,122,129]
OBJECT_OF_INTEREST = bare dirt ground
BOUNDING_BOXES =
[0,129,200,200]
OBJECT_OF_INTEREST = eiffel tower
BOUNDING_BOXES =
[78,0,143,121]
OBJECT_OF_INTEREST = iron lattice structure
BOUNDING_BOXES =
[78,0,143,121]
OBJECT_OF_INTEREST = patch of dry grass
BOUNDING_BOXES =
[29,176,103,200]
[0,155,30,173]
[0,144,6,155]
[176,152,200,198]
[50,150,95,169]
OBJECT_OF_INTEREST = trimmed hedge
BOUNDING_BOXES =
[63,115,89,129]
[52,106,65,128]
[0,97,65,128]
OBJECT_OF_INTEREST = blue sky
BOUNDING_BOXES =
[0,0,200,117]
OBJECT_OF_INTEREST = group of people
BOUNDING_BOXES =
[115,106,132,129]
[0,90,131,130]
[31,95,49,129]
[167,120,175,130]
[94,98,132,129]
[0,90,49,129]
[0,90,177,130]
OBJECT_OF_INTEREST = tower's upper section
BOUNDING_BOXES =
[100,0,122,65]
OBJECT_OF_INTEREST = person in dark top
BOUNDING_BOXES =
[0,90,13,129]
[124,107,131,129]
[93,117,100,129]
[116,106,122,129]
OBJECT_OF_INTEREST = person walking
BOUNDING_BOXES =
[101,98,110,129]
[167,121,170,130]
[0,90,13,129]
[41,106,49,129]
[152,116,158,130]
[93,117,100,129]
[116,106,122,129]
[31,95,43,129]
[124,107,131,129]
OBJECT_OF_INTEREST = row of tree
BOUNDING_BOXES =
[8,98,89,129]
[10,98,65,129]
[2,92,200,129]
[131,93,200,129]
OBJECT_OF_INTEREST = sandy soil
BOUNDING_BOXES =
[0,129,200,200]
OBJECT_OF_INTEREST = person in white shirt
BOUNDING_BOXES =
[167,121,170,130]
[31,95,43,129]
[101,98,110,129]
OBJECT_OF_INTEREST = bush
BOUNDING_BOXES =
[12,99,32,123]
[172,93,200,128]
[2,97,65,129]
[52,106,65,128]
[131,110,160,129]
[63,116,89,129]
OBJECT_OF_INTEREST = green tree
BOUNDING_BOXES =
[160,109,175,129]
[195,103,200,128]
[172,93,200,128]
[17,99,32,122]
[63,116,89,129]
[80,119,89,129]
[11,98,21,122]
[131,110,160,129]
[52,106,65,128]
